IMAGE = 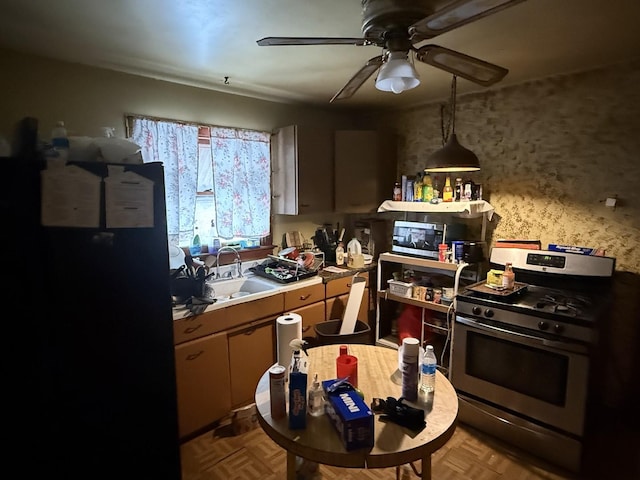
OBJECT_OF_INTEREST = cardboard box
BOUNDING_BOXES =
[322,379,374,451]
[548,244,606,256]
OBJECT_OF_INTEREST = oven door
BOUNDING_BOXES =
[451,315,590,436]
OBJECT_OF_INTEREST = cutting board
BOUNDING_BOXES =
[285,231,303,248]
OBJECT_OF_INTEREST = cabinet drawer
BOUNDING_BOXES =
[325,272,369,299]
[225,294,284,327]
[288,301,326,338]
[326,288,369,323]
[173,308,228,345]
[284,282,325,311]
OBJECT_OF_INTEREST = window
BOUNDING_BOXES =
[126,116,271,249]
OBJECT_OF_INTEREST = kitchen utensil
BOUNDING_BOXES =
[279,246,299,260]
[285,231,303,248]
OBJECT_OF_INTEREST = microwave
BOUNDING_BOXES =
[391,220,447,260]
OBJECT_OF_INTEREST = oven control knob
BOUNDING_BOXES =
[538,321,549,331]
[484,309,494,318]
[472,306,482,315]
[554,324,564,334]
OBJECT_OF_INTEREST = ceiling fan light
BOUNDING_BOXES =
[375,52,420,94]
[424,133,481,172]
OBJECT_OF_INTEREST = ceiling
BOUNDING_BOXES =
[1,0,640,110]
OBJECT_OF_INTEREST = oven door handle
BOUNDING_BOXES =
[456,317,588,354]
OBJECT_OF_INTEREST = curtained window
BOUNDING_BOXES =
[126,116,271,248]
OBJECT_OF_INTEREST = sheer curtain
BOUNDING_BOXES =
[129,118,199,246]
[128,117,271,246]
[209,126,271,239]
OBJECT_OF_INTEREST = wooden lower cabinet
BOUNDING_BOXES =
[289,301,326,340]
[228,318,276,408]
[325,288,370,323]
[174,332,231,439]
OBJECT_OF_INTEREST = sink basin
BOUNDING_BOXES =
[206,276,278,302]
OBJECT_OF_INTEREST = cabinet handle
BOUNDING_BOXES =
[302,325,311,333]
[186,350,204,361]
[300,204,311,208]
[243,327,257,335]
[299,293,311,300]
[184,324,203,334]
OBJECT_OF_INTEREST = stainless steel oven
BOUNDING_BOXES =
[451,248,615,473]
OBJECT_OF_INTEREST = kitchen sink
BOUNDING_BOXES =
[206,276,278,302]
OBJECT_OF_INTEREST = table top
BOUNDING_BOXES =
[254,344,458,469]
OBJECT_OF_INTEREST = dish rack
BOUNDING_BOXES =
[251,252,325,284]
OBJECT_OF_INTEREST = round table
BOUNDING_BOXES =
[254,344,458,479]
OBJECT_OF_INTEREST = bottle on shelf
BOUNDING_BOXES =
[51,120,70,161]
[420,345,438,394]
[431,176,440,203]
[454,177,464,202]
[502,262,516,289]
[422,173,433,203]
[400,337,420,402]
[393,182,402,201]
[442,176,453,202]
[413,172,423,202]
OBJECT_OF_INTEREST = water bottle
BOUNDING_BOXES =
[420,345,437,394]
[51,121,70,160]
[400,337,420,401]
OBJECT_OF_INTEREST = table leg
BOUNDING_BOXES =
[286,451,296,480]
[421,454,432,480]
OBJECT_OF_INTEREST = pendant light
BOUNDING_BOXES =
[424,75,480,173]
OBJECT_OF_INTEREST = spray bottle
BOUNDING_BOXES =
[288,338,309,429]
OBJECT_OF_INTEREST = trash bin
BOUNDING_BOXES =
[314,319,371,346]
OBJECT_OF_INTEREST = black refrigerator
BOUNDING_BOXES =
[2,121,181,479]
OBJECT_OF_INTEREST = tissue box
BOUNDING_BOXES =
[548,244,606,256]
[322,379,374,451]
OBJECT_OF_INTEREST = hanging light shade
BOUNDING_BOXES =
[375,51,420,94]
[424,75,480,173]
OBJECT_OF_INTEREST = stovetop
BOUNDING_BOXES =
[456,282,612,344]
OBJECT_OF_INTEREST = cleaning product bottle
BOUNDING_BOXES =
[288,339,309,429]
[307,373,324,417]
[336,242,345,266]
[400,337,420,401]
[190,227,201,256]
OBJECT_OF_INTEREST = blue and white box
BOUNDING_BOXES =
[322,379,374,450]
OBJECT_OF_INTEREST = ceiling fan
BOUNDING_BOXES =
[257,0,526,102]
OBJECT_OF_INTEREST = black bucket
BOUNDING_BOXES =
[314,320,371,346]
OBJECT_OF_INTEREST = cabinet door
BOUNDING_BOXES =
[174,332,231,438]
[289,301,326,339]
[325,288,369,323]
[228,319,276,408]
[271,125,333,214]
[334,130,396,213]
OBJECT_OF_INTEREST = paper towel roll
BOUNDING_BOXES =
[276,313,302,374]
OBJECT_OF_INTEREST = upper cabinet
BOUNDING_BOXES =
[334,130,397,214]
[271,125,333,215]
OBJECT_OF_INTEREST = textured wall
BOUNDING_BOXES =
[383,60,640,411]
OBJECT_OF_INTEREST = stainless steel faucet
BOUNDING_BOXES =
[216,246,243,279]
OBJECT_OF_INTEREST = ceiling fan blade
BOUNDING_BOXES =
[415,44,508,86]
[410,0,526,38]
[330,56,383,103]
[257,37,368,46]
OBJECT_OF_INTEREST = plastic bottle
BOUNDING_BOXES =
[335,242,345,266]
[443,176,453,202]
[400,337,420,401]
[308,373,324,417]
[189,227,201,256]
[454,177,464,202]
[51,121,70,160]
[420,345,438,394]
[413,172,423,202]
[502,262,516,289]
[422,174,433,203]
[431,176,440,203]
